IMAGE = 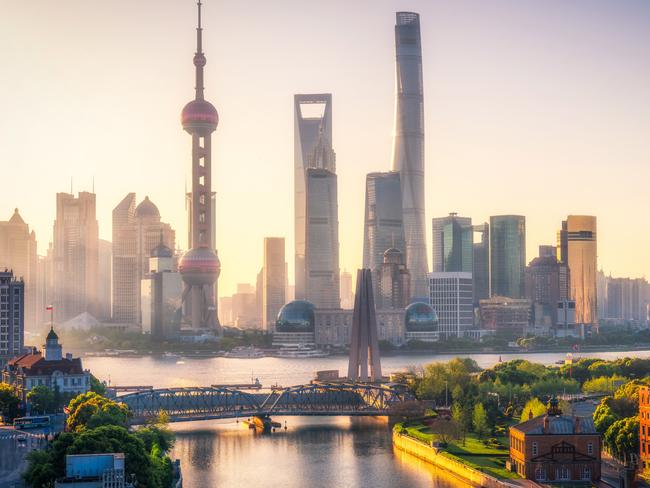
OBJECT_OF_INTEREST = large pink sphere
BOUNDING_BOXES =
[179,247,220,286]
[181,99,218,135]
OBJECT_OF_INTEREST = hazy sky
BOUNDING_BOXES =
[1,0,649,296]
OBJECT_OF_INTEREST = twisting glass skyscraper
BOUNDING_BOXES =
[294,94,340,308]
[391,12,428,299]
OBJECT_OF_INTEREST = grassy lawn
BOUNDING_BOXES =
[395,423,520,480]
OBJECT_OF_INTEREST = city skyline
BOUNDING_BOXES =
[2,1,650,296]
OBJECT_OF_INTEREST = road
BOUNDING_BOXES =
[0,426,51,488]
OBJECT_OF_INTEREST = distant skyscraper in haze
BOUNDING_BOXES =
[262,237,286,331]
[562,215,598,329]
[178,1,221,332]
[472,223,490,302]
[428,272,474,338]
[97,239,112,321]
[378,248,410,310]
[112,194,174,325]
[362,171,405,300]
[490,215,526,299]
[53,192,99,322]
[391,12,428,299]
[294,94,340,308]
[340,270,353,309]
[431,213,473,273]
[0,209,38,330]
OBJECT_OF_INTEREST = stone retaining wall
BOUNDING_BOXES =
[393,432,516,488]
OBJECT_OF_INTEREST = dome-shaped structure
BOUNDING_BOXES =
[151,242,173,258]
[178,247,220,286]
[275,300,316,333]
[46,327,59,341]
[383,247,404,264]
[181,99,218,135]
[135,196,160,220]
[405,302,439,332]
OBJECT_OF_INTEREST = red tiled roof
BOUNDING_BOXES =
[9,352,84,375]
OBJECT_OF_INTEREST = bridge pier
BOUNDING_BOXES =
[244,415,281,434]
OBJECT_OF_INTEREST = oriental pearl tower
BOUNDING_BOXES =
[178,0,221,333]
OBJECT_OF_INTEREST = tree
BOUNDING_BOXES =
[0,383,21,422]
[428,417,460,445]
[90,375,107,395]
[472,402,489,439]
[521,397,546,420]
[66,392,130,432]
[451,401,471,444]
[604,417,639,462]
[27,385,56,414]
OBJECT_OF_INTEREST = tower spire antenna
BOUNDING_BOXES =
[193,0,205,100]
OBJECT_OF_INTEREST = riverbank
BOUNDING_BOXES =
[392,431,517,488]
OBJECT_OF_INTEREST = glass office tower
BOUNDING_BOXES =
[490,215,526,299]
[431,213,473,273]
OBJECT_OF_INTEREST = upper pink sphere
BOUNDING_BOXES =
[181,99,218,134]
[178,247,220,286]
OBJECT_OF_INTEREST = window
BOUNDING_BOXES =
[587,443,593,455]
[557,467,570,480]
[582,467,591,480]
[535,467,546,481]
[532,442,538,456]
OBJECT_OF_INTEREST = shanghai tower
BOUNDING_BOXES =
[178,1,221,332]
[391,12,429,299]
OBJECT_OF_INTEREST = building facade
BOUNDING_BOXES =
[2,327,90,405]
[524,255,568,326]
[640,386,650,470]
[141,241,182,340]
[490,215,526,299]
[431,213,473,273]
[0,270,24,366]
[378,248,410,310]
[112,194,175,326]
[53,192,99,322]
[305,168,340,308]
[314,308,406,347]
[362,171,405,300]
[472,222,490,303]
[480,296,531,337]
[0,209,38,330]
[391,12,429,299]
[428,272,473,339]
[509,399,601,482]
[294,94,340,309]
[262,237,286,331]
[559,216,598,329]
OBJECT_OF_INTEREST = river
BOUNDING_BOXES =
[84,350,650,487]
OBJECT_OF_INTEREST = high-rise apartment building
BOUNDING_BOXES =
[262,238,286,331]
[392,12,429,299]
[428,272,474,339]
[378,248,410,310]
[112,194,175,325]
[473,223,490,302]
[490,215,526,299]
[0,270,24,366]
[362,171,405,300]
[294,94,340,308]
[53,192,99,322]
[0,209,38,330]
[561,216,598,328]
[431,213,473,273]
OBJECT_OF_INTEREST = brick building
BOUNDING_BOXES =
[509,398,601,482]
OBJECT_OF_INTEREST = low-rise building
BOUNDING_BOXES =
[480,296,531,337]
[509,398,601,482]
[2,326,90,406]
[314,308,406,347]
[55,453,131,488]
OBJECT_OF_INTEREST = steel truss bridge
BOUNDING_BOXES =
[118,382,412,424]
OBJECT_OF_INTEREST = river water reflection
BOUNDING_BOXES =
[84,350,650,487]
